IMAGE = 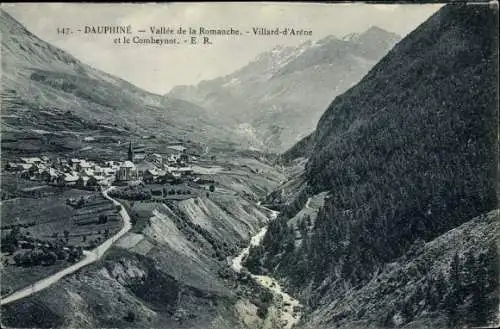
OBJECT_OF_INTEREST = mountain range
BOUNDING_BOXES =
[0,9,240,161]
[168,26,401,152]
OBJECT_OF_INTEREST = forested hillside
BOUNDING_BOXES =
[248,4,499,328]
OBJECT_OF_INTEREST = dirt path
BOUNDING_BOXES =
[0,187,131,306]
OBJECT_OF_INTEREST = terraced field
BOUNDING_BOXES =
[1,181,122,294]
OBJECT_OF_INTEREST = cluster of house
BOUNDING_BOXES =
[5,143,201,188]
[6,156,119,187]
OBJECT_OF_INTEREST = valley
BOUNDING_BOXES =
[1,3,499,329]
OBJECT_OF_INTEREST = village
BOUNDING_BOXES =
[4,142,216,193]
[0,141,225,297]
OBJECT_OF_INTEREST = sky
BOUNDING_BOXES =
[2,2,443,95]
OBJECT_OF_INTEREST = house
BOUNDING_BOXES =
[102,167,116,177]
[134,149,146,161]
[167,145,187,153]
[41,168,59,184]
[81,168,95,177]
[57,173,79,186]
[166,145,187,163]
[179,153,189,163]
[147,153,163,166]
[87,175,106,186]
[194,174,215,185]
[70,159,83,170]
[77,160,93,172]
[28,164,43,179]
[6,162,21,171]
[17,163,32,171]
[57,158,68,168]
[151,188,163,198]
[171,166,193,176]
[20,157,42,165]
[143,168,166,183]
[104,161,116,168]
[76,176,90,187]
[166,153,180,163]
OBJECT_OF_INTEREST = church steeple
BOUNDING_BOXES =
[128,141,134,162]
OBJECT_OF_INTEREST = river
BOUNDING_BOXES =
[231,209,302,329]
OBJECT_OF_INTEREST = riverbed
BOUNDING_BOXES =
[231,209,302,329]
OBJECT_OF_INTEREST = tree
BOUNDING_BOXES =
[1,227,21,253]
[44,251,57,266]
[124,311,135,322]
[445,252,462,327]
[306,215,312,227]
[55,248,67,260]
[467,244,499,326]
[461,250,476,296]
[98,214,108,224]
[13,253,23,265]
[76,197,85,208]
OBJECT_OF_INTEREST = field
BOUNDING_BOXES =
[0,260,69,294]
[1,175,123,294]
[0,173,50,200]
[1,184,121,248]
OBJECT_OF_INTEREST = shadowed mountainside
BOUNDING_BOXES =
[249,4,499,328]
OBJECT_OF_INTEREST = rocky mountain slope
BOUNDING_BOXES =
[168,27,401,152]
[0,10,236,161]
[248,4,499,328]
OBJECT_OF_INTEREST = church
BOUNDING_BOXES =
[115,142,138,182]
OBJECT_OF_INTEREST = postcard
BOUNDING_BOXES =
[0,2,498,329]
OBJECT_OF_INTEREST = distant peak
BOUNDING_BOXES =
[316,34,341,45]
[361,26,401,39]
[365,25,388,33]
[342,32,360,42]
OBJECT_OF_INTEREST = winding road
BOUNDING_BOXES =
[1,187,131,306]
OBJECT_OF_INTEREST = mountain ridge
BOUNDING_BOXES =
[167,26,401,152]
[1,9,240,161]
